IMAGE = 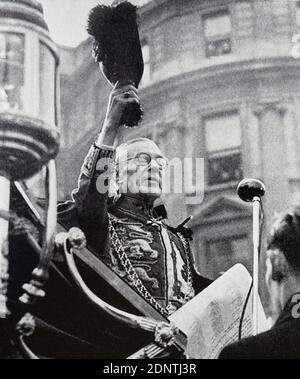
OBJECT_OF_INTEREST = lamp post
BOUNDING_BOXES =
[0,0,60,317]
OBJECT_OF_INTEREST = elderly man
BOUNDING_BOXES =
[58,83,211,316]
[219,208,300,359]
[16,83,210,359]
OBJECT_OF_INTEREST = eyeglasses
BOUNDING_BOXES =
[119,152,168,170]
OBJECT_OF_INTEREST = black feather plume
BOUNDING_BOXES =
[87,1,144,88]
[87,1,144,127]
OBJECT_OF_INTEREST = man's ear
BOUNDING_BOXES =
[269,250,289,282]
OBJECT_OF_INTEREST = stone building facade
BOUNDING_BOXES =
[57,0,300,304]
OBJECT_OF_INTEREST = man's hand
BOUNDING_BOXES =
[96,83,139,147]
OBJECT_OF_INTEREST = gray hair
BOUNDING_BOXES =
[115,137,160,162]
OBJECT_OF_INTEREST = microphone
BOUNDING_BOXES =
[237,179,266,202]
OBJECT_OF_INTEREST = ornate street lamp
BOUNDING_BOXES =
[0,0,60,318]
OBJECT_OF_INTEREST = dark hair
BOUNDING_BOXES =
[267,207,300,272]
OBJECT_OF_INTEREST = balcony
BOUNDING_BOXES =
[206,36,232,58]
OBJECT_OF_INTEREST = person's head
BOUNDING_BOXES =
[265,208,300,320]
[113,138,167,201]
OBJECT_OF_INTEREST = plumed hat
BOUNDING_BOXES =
[87,1,144,127]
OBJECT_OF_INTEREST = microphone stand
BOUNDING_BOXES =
[252,196,262,336]
[237,179,265,337]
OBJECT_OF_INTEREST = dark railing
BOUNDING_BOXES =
[205,36,232,58]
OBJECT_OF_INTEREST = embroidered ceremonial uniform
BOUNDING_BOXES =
[58,143,210,316]
[106,197,195,316]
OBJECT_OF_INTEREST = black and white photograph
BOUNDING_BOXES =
[1,0,300,363]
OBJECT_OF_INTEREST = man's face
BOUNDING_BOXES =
[117,140,166,199]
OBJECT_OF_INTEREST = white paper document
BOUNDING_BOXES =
[169,264,269,359]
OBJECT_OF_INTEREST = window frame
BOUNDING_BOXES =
[0,31,26,111]
[202,8,232,58]
[203,110,243,188]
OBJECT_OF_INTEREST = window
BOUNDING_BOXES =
[0,33,25,111]
[140,39,151,87]
[203,10,232,58]
[205,112,243,186]
[207,236,250,278]
[39,42,56,125]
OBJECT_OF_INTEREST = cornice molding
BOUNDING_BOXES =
[140,56,300,102]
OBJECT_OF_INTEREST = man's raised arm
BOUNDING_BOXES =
[57,83,139,250]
